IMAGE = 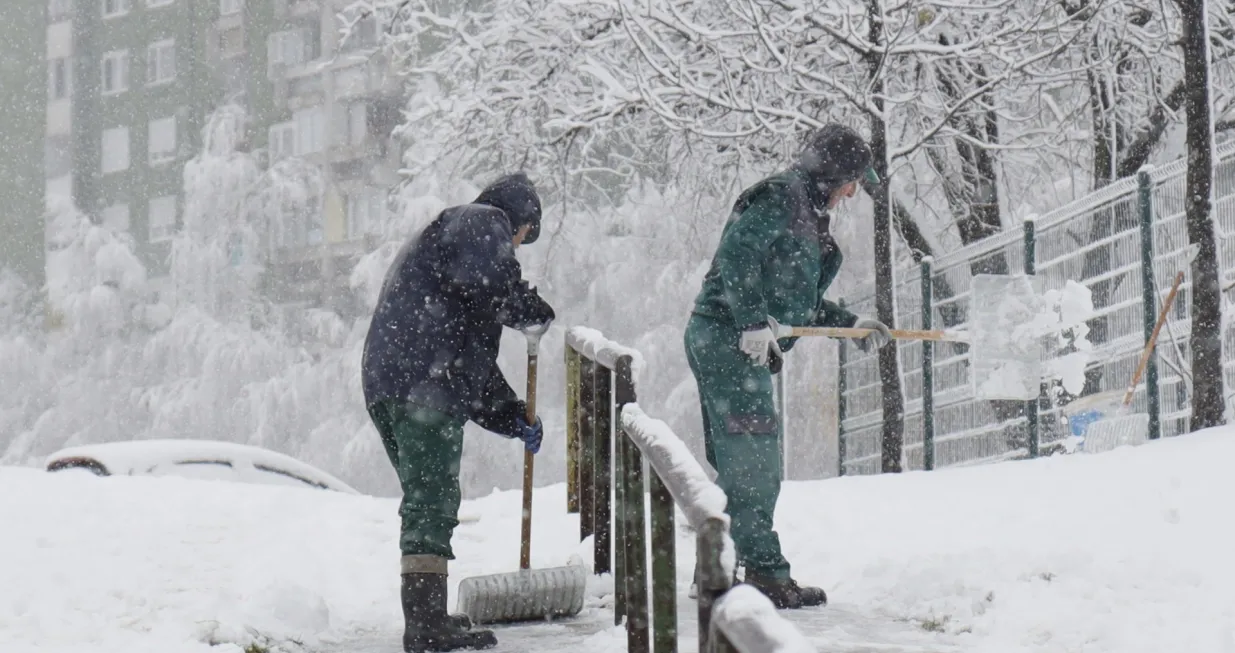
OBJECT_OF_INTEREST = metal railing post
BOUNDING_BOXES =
[1023,219,1040,458]
[590,361,609,568]
[1137,167,1164,441]
[921,258,935,471]
[614,415,627,625]
[566,345,581,514]
[622,427,650,653]
[649,472,677,653]
[616,354,648,652]
[580,357,597,544]
[837,298,848,477]
[696,517,731,653]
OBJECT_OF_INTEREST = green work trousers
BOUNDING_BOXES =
[368,400,467,559]
[683,314,791,579]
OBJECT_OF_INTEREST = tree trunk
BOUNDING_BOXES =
[867,0,904,473]
[1177,0,1225,430]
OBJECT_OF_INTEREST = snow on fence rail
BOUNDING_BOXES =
[565,327,811,653]
[838,138,1235,475]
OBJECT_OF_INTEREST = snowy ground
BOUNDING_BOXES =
[2,425,1234,653]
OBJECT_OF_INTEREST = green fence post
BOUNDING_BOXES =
[921,259,935,471]
[1023,218,1040,458]
[1137,167,1163,440]
[836,298,848,477]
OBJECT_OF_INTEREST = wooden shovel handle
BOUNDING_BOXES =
[1121,270,1185,408]
[787,326,967,342]
[519,334,540,571]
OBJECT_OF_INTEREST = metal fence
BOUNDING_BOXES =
[838,139,1235,474]
[565,327,814,653]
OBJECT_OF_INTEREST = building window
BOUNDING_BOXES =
[333,101,368,147]
[48,58,72,100]
[147,40,176,85]
[102,0,128,18]
[49,0,74,20]
[340,16,379,53]
[347,188,383,239]
[294,106,325,155]
[101,126,130,174]
[220,0,242,15]
[101,203,130,232]
[46,175,73,201]
[268,122,295,160]
[101,50,129,95]
[148,195,177,242]
[148,116,177,165]
[267,29,307,68]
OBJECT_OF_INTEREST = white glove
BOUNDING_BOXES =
[853,318,892,352]
[521,319,552,337]
[739,321,782,366]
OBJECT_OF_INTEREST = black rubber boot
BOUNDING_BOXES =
[401,573,497,652]
[742,572,803,610]
[790,580,828,607]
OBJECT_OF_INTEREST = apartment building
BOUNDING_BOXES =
[44,0,403,315]
[0,0,47,292]
[247,0,404,314]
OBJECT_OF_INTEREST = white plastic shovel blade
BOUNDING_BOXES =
[1081,413,1150,453]
[970,274,1043,401]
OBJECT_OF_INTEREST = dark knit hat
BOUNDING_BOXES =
[474,172,543,244]
[797,124,879,190]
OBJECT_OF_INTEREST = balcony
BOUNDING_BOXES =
[288,0,322,18]
[332,58,398,101]
[274,0,322,19]
[217,11,243,31]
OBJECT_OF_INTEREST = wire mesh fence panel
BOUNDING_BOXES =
[835,138,1235,473]
[837,289,881,475]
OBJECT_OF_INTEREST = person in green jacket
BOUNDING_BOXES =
[685,123,893,609]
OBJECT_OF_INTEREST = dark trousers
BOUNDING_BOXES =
[684,314,791,579]
[368,400,467,558]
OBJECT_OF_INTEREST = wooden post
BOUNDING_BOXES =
[695,517,730,653]
[615,385,627,624]
[623,428,650,653]
[578,357,597,541]
[588,360,607,548]
[566,345,580,513]
[649,472,677,653]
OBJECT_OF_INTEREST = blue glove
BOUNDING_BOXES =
[514,415,543,454]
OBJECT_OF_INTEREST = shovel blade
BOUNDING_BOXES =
[455,564,588,625]
[970,274,1043,400]
[1080,413,1150,453]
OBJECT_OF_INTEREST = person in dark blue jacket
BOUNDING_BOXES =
[362,172,554,652]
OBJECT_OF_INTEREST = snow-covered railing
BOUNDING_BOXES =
[565,327,812,653]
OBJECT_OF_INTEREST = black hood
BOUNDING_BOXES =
[795,124,877,192]
[474,172,543,244]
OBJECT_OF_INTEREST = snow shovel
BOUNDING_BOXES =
[773,274,1047,400]
[454,328,587,625]
[1075,270,1184,453]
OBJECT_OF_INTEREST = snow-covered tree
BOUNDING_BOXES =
[172,104,265,319]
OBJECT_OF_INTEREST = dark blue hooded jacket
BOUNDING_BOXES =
[361,173,554,437]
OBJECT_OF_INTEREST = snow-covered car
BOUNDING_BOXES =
[44,439,361,495]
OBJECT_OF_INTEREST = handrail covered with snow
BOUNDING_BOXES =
[565,326,813,653]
